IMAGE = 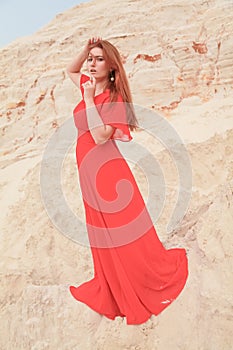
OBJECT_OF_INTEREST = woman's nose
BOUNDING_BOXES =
[90,58,96,66]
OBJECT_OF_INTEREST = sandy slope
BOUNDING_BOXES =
[0,0,233,349]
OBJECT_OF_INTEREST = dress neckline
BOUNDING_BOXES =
[94,89,110,98]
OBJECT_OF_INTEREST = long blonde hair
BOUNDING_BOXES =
[88,40,139,132]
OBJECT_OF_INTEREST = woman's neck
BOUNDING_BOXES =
[95,78,108,95]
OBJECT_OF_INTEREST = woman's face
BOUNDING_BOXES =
[87,47,109,81]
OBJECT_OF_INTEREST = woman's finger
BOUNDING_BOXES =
[82,81,90,88]
[82,79,95,88]
[89,36,102,44]
[91,76,96,85]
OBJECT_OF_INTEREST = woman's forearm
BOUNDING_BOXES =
[67,47,88,73]
[85,99,113,144]
[67,38,100,73]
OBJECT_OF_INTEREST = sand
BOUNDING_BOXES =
[0,0,233,349]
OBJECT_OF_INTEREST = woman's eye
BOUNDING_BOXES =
[87,57,104,62]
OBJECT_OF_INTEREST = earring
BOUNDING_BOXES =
[109,70,115,82]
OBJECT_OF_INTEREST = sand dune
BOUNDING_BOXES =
[0,0,233,349]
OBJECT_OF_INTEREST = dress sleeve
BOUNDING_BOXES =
[99,94,133,142]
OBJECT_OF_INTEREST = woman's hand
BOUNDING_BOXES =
[82,76,96,103]
[83,37,102,54]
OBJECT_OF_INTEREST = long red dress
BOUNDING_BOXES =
[69,74,188,325]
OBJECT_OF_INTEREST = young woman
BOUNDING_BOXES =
[67,37,188,325]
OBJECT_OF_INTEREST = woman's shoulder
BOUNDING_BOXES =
[80,73,90,85]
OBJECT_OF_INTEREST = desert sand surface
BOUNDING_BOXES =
[0,0,233,349]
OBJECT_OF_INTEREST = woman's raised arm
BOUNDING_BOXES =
[66,37,101,88]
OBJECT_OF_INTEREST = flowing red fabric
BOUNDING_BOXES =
[69,74,188,325]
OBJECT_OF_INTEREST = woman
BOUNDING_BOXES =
[67,37,188,325]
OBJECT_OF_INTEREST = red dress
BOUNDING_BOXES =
[69,74,188,325]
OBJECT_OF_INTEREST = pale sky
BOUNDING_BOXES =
[0,0,90,48]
